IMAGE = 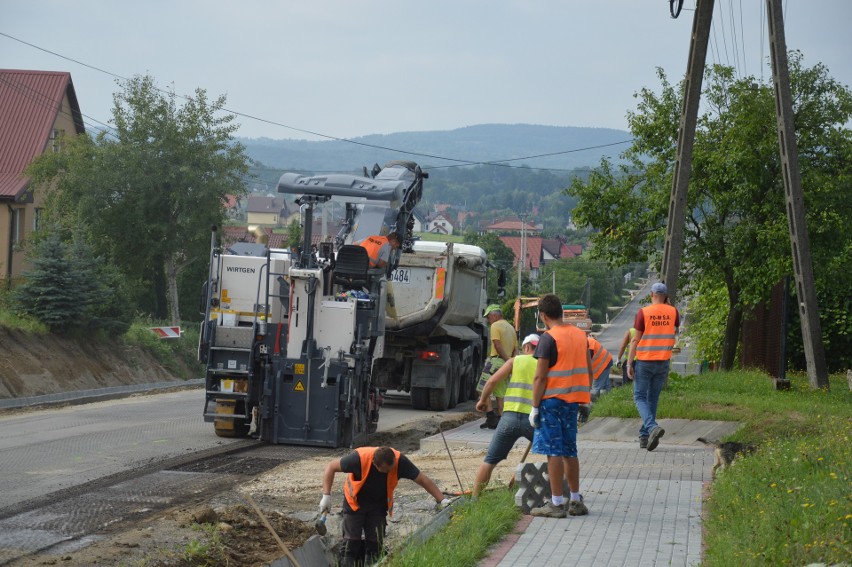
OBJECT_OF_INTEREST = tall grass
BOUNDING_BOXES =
[594,370,852,565]
[385,489,521,567]
[0,287,48,333]
[122,318,203,379]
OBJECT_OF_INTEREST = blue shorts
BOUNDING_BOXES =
[484,411,534,465]
[532,397,579,458]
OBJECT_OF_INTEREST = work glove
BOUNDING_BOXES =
[578,404,591,424]
[319,494,332,514]
[529,406,540,429]
[436,498,452,510]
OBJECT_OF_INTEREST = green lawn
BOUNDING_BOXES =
[415,232,466,243]
[595,370,852,566]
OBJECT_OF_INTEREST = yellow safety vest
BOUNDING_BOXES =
[503,355,537,414]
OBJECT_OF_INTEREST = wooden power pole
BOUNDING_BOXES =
[765,0,828,388]
[660,0,714,300]
[660,0,827,388]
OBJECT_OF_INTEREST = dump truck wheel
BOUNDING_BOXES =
[467,351,483,401]
[447,354,461,409]
[428,386,450,411]
[411,387,430,410]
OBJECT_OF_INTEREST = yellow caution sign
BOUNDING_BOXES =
[294,380,305,392]
[295,364,305,374]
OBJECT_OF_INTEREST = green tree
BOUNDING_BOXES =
[27,75,250,323]
[567,54,852,371]
[13,230,95,333]
[537,257,625,323]
[286,218,302,248]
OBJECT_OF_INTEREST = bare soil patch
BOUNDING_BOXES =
[0,327,188,400]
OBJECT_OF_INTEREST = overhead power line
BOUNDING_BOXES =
[0,30,634,172]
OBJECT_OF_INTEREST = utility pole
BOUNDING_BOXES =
[517,214,526,297]
[659,0,714,301]
[765,0,828,388]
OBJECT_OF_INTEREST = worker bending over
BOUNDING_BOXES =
[320,446,450,566]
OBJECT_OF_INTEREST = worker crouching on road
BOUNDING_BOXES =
[472,333,539,497]
[320,446,451,566]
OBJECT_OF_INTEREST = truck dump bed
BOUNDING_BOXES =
[385,241,487,339]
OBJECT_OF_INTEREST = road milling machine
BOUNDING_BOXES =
[199,161,425,448]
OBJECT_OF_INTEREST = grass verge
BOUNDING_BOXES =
[122,318,204,379]
[385,488,521,567]
[594,370,851,565]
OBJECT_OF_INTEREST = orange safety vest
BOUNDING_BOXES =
[343,447,401,516]
[543,324,591,404]
[359,235,389,268]
[636,303,678,361]
[588,336,613,379]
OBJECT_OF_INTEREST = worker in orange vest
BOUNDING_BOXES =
[627,282,680,451]
[528,294,592,518]
[320,446,450,566]
[356,231,400,269]
[587,335,614,400]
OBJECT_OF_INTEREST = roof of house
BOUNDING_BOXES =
[0,69,85,199]
[222,194,240,209]
[428,213,454,227]
[541,238,563,257]
[485,220,541,233]
[246,195,287,214]
[499,236,543,270]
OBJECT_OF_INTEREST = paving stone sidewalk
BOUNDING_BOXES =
[423,417,739,567]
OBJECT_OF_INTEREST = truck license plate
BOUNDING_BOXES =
[390,268,411,284]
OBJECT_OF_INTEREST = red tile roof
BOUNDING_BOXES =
[567,244,583,257]
[485,220,541,233]
[0,69,84,198]
[499,236,543,270]
[222,194,240,209]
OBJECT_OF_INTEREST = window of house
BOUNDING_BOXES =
[51,128,65,153]
[33,207,43,232]
[10,208,22,244]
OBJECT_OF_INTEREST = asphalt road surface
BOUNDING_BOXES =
[0,388,472,513]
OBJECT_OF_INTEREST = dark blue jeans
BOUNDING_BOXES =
[632,360,670,438]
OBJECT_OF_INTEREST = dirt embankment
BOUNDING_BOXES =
[0,326,188,399]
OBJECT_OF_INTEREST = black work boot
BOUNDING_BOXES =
[480,411,499,429]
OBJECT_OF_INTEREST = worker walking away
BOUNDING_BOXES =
[627,282,680,451]
[472,333,540,497]
[477,304,519,429]
[529,294,592,518]
[320,446,451,566]
[355,231,400,270]
[587,335,613,400]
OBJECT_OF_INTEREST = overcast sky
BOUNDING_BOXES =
[2,1,850,142]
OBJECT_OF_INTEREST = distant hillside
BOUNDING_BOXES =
[239,123,631,173]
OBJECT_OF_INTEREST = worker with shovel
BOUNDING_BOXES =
[320,446,451,566]
[471,333,540,498]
